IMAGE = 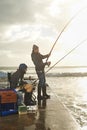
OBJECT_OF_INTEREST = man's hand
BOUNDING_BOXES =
[47,61,51,67]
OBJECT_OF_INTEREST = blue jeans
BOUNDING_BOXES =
[36,71,46,97]
[37,71,46,87]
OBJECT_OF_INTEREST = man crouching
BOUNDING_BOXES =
[10,63,36,106]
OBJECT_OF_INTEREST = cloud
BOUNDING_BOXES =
[0,0,34,24]
[0,0,87,66]
[0,0,79,26]
[0,0,52,25]
[0,0,83,35]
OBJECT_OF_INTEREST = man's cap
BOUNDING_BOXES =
[19,63,27,71]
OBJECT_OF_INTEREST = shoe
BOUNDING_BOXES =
[37,95,43,100]
[43,94,50,99]
[29,100,36,106]
[25,100,36,106]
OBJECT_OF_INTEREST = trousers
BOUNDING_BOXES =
[36,71,46,97]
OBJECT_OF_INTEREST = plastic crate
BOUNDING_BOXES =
[1,109,18,116]
[18,105,27,115]
[0,89,17,103]
[0,89,18,116]
[0,103,18,116]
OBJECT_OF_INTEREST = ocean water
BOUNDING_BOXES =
[47,77,87,130]
[0,66,87,130]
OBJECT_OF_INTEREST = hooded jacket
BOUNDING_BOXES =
[31,52,49,72]
[10,64,27,89]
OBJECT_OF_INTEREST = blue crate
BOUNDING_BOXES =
[0,103,17,110]
[0,103,18,116]
[0,102,18,116]
[1,110,18,116]
[0,88,18,116]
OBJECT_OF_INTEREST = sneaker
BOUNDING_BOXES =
[37,95,43,100]
[29,100,36,105]
[25,100,36,106]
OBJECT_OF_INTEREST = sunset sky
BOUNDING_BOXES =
[0,0,87,67]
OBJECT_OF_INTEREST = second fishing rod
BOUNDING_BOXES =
[46,5,87,62]
[32,6,87,85]
[32,38,87,84]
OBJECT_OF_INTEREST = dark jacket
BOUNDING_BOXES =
[31,52,49,71]
[10,69,27,89]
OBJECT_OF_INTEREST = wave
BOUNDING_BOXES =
[0,71,7,78]
[46,72,87,77]
[1,71,87,79]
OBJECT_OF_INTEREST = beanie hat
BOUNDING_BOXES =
[19,63,27,72]
[33,44,39,50]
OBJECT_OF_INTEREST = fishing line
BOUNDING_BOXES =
[46,38,87,74]
[32,38,87,84]
[32,5,87,84]
[46,5,87,62]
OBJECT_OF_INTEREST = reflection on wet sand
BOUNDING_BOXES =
[0,113,36,130]
[0,99,51,130]
[35,99,51,130]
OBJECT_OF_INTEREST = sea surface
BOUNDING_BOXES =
[0,66,87,130]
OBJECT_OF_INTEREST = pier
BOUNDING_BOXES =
[0,87,81,130]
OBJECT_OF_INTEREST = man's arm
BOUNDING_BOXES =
[41,53,50,59]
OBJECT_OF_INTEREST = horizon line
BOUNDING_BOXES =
[1,66,87,68]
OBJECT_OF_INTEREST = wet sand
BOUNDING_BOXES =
[0,87,81,130]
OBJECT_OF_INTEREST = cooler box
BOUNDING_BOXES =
[0,89,17,103]
[0,89,18,116]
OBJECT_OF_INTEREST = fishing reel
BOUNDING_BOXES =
[47,61,51,67]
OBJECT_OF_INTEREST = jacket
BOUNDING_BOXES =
[31,52,49,71]
[10,69,27,89]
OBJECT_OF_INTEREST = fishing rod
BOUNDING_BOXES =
[46,38,87,74]
[46,6,87,62]
[32,38,87,84]
[32,6,87,84]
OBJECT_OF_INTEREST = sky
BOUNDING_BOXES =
[0,0,87,67]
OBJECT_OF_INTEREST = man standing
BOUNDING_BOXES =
[31,45,51,100]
